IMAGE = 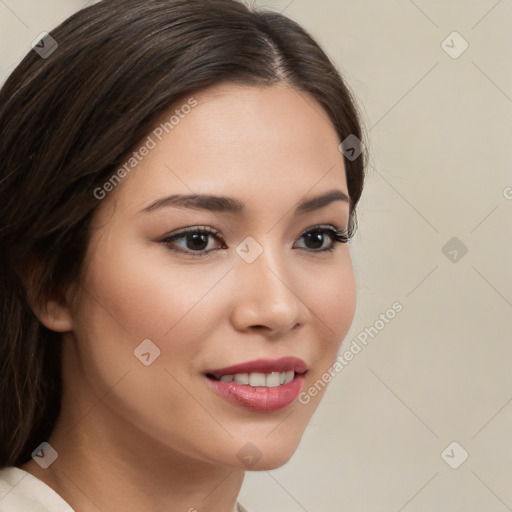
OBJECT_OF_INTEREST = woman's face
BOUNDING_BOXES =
[69,82,356,470]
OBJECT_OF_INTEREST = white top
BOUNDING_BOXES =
[0,466,250,512]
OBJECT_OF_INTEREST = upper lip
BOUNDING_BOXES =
[204,357,308,379]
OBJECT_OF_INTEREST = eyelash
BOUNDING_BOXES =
[160,224,352,257]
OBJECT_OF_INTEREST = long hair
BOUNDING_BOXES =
[0,0,366,466]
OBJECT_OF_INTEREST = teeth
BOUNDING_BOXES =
[234,373,249,385]
[217,371,296,387]
[249,372,266,386]
[265,372,281,387]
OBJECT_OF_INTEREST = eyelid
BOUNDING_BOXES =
[162,223,349,239]
[299,223,347,237]
[298,224,353,246]
[163,225,221,237]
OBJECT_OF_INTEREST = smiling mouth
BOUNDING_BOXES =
[204,369,308,412]
[204,356,308,385]
[205,370,307,387]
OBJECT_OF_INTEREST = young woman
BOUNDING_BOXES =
[0,1,366,510]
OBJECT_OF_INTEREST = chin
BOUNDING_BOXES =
[253,452,296,471]
[222,427,306,471]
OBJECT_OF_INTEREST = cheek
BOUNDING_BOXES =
[298,251,356,388]
[72,238,236,404]
[302,251,357,343]
[70,245,238,460]
[80,239,232,341]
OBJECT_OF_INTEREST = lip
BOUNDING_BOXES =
[204,357,308,379]
[203,357,308,412]
[204,373,306,412]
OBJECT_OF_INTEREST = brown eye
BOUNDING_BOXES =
[161,226,226,256]
[293,226,350,252]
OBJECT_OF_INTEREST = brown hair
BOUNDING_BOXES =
[0,0,366,466]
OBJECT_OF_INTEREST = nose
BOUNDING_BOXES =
[229,242,309,338]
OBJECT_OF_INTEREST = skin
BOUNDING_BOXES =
[21,82,357,512]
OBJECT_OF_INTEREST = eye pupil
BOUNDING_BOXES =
[188,233,208,250]
[305,231,324,249]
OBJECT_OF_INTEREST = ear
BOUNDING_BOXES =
[19,257,74,333]
[32,298,74,333]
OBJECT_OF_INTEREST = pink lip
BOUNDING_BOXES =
[204,357,308,379]
[204,373,306,412]
[203,357,308,412]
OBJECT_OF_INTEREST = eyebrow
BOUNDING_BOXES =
[140,188,350,215]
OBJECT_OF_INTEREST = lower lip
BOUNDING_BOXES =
[205,374,306,412]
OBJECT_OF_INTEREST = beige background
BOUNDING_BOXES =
[1,1,511,511]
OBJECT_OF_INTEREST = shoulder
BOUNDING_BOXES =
[0,466,74,512]
[236,501,253,512]
[0,466,252,512]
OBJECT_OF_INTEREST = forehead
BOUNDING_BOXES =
[104,82,347,214]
